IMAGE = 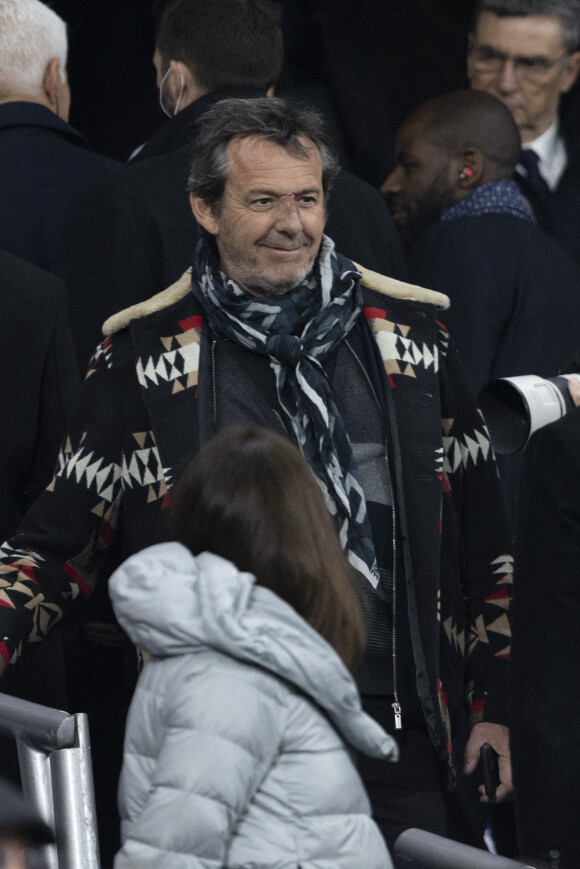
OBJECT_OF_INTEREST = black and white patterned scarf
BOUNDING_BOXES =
[191,234,379,588]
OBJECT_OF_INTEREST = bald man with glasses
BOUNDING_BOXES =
[468,0,580,267]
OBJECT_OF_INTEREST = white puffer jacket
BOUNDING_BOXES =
[110,542,397,869]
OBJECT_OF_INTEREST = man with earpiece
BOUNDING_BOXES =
[381,88,580,529]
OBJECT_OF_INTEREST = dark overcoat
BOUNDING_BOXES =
[409,212,580,529]
[0,250,80,540]
[0,102,119,279]
[0,250,80,722]
[511,408,580,867]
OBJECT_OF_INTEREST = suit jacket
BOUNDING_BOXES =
[510,408,580,867]
[65,88,408,371]
[0,267,512,776]
[0,102,119,279]
[408,213,580,395]
[516,117,580,267]
[408,211,580,528]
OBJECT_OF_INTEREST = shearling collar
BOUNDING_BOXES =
[102,264,449,338]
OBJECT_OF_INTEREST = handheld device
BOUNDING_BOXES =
[480,742,499,800]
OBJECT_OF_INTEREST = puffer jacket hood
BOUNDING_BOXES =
[110,541,398,761]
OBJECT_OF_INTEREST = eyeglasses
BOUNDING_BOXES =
[469,44,570,83]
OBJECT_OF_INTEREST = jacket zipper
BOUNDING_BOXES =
[272,408,289,435]
[345,340,402,731]
[212,332,402,730]
[211,339,217,426]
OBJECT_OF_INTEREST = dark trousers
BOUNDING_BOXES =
[66,636,137,869]
[358,696,449,854]
[358,695,487,856]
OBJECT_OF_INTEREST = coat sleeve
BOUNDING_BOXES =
[0,337,127,675]
[510,410,580,864]
[115,661,286,869]
[439,330,513,728]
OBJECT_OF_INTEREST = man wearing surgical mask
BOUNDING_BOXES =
[156,57,184,119]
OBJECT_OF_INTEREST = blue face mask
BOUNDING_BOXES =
[158,63,184,119]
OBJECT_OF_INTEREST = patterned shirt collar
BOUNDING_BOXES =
[440,180,535,224]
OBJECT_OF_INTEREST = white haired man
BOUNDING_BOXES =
[0,0,119,278]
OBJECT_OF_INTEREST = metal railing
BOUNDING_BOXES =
[0,693,100,869]
[395,829,536,868]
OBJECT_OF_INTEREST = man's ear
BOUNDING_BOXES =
[189,192,219,235]
[453,148,484,194]
[561,51,580,94]
[42,57,62,113]
[170,60,205,105]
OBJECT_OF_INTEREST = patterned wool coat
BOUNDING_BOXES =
[0,265,512,774]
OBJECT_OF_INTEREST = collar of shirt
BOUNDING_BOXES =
[519,118,567,190]
[440,179,535,224]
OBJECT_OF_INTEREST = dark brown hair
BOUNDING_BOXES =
[169,425,365,671]
[186,97,339,208]
[155,0,283,93]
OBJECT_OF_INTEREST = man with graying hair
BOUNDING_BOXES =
[0,0,118,278]
[0,97,513,857]
[468,0,580,265]
[382,88,580,528]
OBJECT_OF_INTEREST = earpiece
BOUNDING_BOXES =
[459,167,474,180]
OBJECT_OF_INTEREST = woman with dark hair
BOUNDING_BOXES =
[109,424,397,869]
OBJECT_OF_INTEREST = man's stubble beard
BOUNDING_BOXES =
[221,246,317,298]
[398,175,457,246]
[244,265,313,298]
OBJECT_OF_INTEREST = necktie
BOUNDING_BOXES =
[519,148,551,205]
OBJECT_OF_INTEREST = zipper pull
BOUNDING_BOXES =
[392,701,403,730]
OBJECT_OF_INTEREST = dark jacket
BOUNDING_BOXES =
[511,408,580,868]
[408,211,580,529]
[0,250,80,719]
[0,267,511,773]
[65,89,408,371]
[516,119,580,267]
[0,250,81,540]
[408,213,580,395]
[0,102,119,279]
